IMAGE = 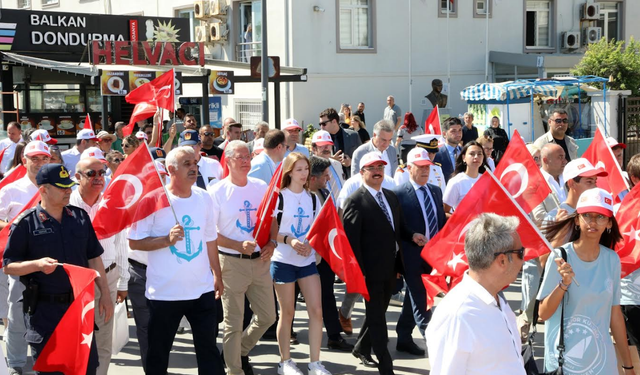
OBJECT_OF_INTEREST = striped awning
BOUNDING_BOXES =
[460,81,558,102]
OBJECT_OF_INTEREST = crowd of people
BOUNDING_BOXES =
[0,97,638,375]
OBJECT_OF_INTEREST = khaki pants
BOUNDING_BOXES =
[95,265,119,375]
[220,255,276,375]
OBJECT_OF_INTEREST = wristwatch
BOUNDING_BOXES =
[270,239,278,248]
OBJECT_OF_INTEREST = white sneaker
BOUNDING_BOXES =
[308,361,332,375]
[278,359,304,375]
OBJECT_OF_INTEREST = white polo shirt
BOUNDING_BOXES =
[0,175,37,221]
[426,272,525,375]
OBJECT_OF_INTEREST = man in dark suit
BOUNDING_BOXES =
[343,153,427,375]
[319,108,362,178]
[433,117,463,183]
[393,147,446,356]
[350,119,398,178]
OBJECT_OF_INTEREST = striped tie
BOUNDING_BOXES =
[376,191,393,227]
[420,186,438,238]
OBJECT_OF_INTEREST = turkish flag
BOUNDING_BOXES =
[425,106,441,135]
[0,191,40,265]
[0,145,10,169]
[33,264,98,375]
[83,113,93,131]
[494,130,551,214]
[126,69,175,111]
[421,171,552,279]
[253,163,283,248]
[582,127,629,198]
[0,165,26,191]
[92,143,169,239]
[421,274,447,310]
[123,102,158,137]
[615,184,640,278]
[307,197,370,301]
[219,143,229,179]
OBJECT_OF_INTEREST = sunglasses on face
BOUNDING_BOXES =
[553,118,569,124]
[82,169,107,178]
[202,132,215,137]
[494,246,525,260]
[111,158,123,163]
[319,120,331,127]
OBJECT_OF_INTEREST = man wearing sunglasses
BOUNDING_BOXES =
[318,108,361,179]
[534,108,578,162]
[199,125,223,160]
[427,213,526,375]
[69,157,128,375]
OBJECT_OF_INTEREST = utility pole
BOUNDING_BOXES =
[261,0,269,122]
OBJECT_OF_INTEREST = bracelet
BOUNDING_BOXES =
[558,281,568,291]
[622,365,634,370]
[283,236,288,245]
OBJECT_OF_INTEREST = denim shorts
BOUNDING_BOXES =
[270,261,318,284]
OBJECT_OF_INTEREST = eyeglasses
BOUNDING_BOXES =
[363,165,385,172]
[100,138,113,143]
[123,143,133,148]
[553,118,569,124]
[579,213,609,225]
[230,155,251,162]
[319,120,331,127]
[201,132,215,137]
[111,158,123,163]
[82,169,107,178]
[494,247,525,260]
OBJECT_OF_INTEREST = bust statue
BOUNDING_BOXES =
[426,79,448,108]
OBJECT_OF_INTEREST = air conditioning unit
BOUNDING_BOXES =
[583,26,602,44]
[194,0,210,19]
[211,0,228,17]
[209,23,228,42]
[562,31,581,49]
[582,3,600,20]
[195,25,209,43]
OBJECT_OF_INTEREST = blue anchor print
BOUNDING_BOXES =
[291,207,310,238]
[236,200,257,233]
[170,215,203,262]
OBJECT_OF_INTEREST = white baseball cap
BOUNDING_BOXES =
[576,188,614,217]
[605,137,626,149]
[311,130,334,147]
[80,147,107,164]
[136,131,148,141]
[407,147,435,167]
[155,160,168,176]
[253,138,265,154]
[77,128,98,141]
[359,152,387,170]
[30,129,58,145]
[24,141,51,158]
[562,158,608,182]
[282,118,302,131]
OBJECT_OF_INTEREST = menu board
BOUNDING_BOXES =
[38,115,56,135]
[57,115,77,136]
[101,71,129,96]
[209,71,234,95]
[18,116,37,132]
[129,71,155,91]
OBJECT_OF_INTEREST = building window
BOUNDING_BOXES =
[337,0,376,52]
[525,1,553,49]
[438,0,457,18]
[597,2,621,42]
[18,0,31,8]
[234,99,262,131]
[235,1,262,62]
[176,8,197,42]
[473,0,492,18]
[42,0,59,6]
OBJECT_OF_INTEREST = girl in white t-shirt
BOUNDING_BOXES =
[270,152,331,375]
[443,141,488,214]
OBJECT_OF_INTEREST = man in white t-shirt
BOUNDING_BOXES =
[0,121,23,174]
[0,141,50,375]
[61,128,99,176]
[209,140,276,375]
[128,146,224,374]
[283,118,310,158]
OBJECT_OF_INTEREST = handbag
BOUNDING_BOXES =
[111,301,130,354]
[523,246,567,375]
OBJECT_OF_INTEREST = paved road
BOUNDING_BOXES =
[1,277,544,374]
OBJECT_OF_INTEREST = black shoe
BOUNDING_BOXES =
[290,331,299,345]
[352,350,378,368]
[335,276,344,284]
[241,356,254,375]
[396,341,425,356]
[327,337,354,352]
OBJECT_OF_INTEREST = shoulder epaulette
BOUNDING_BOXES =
[14,207,37,224]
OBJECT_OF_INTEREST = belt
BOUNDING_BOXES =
[219,251,261,260]
[38,292,72,304]
[105,262,116,274]
[128,258,147,270]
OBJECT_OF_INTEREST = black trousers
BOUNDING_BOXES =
[622,304,640,355]
[147,291,224,374]
[354,278,395,375]
[128,262,150,371]
[317,259,342,340]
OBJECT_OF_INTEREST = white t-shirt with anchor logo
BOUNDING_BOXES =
[272,188,317,268]
[128,188,218,301]
[209,177,268,255]
[537,243,621,374]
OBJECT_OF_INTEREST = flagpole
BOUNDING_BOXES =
[484,0,489,83]
[408,0,412,113]
[446,0,451,98]
[144,142,180,225]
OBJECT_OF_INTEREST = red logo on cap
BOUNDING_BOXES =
[604,197,612,205]
[577,164,586,169]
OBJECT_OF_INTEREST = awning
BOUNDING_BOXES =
[1,51,97,76]
[460,81,558,103]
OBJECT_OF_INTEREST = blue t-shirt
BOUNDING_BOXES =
[537,243,621,374]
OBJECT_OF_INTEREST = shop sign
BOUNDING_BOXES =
[209,71,234,95]
[91,41,205,67]
[209,97,222,128]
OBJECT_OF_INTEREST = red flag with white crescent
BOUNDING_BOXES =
[582,127,629,198]
[253,163,283,248]
[123,102,158,137]
[0,191,40,266]
[615,184,640,278]
[32,264,98,375]
[0,165,27,192]
[125,69,175,111]
[307,197,369,301]
[494,129,551,214]
[92,144,169,239]
[425,106,441,135]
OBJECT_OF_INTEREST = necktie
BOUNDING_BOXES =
[420,186,438,239]
[376,191,393,227]
[196,165,206,189]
